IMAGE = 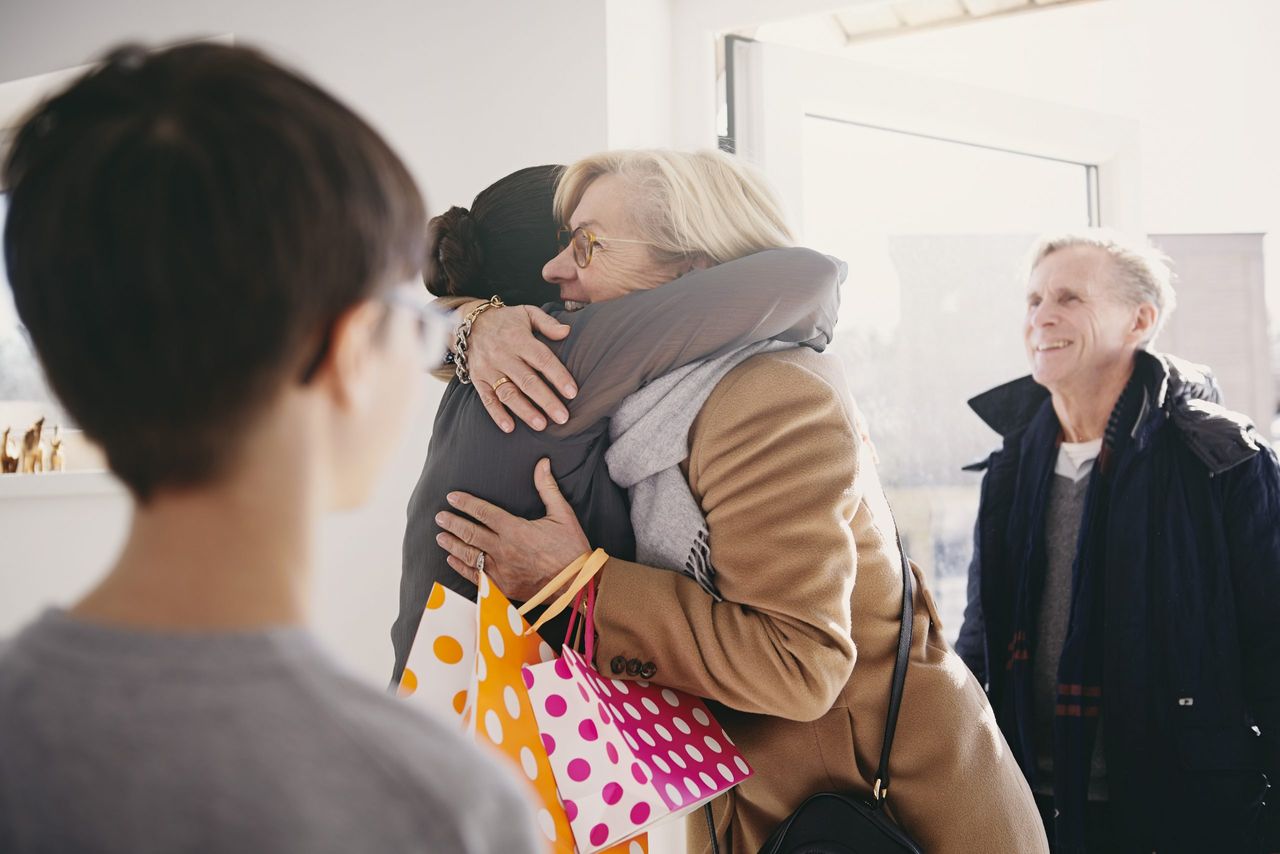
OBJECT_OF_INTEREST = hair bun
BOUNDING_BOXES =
[424,205,484,296]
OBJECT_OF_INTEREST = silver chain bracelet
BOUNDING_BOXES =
[452,296,504,384]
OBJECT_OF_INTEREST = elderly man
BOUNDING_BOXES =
[956,230,1280,853]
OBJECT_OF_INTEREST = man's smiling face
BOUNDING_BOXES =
[1024,245,1146,396]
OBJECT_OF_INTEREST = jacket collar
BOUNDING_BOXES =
[968,351,1263,475]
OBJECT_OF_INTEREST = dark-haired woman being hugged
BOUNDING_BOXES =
[392,163,844,683]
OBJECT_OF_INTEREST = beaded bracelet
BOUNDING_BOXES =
[452,295,505,384]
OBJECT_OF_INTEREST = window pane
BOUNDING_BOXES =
[801,117,1093,641]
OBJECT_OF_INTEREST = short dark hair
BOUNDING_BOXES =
[425,164,562,306]
[3,42,427,501]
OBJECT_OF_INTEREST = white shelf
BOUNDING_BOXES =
[0,470,124,500]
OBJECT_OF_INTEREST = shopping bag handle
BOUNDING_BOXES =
[518,548,609,638]
[565,574,597,661]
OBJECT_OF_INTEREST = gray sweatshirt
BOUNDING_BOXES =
[0,609,540,854]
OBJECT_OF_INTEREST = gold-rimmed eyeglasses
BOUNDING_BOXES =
[557,225,652,269]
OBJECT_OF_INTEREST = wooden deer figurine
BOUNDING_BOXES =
[0,428,18,474]
[20,417,45,474]
[49,425,65,472]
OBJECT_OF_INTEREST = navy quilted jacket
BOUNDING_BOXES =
[956,351,1280,852]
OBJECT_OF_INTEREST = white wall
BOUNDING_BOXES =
[0,0,615,685]
[0,0,612,209]
[605,0,674,149]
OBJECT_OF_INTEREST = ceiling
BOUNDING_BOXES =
[745,0,1102,47]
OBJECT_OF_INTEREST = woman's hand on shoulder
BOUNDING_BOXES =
[460,302,578,432]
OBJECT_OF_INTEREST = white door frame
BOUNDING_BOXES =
[727,36,1143,238]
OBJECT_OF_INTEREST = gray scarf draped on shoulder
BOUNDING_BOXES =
[604,340,791,601]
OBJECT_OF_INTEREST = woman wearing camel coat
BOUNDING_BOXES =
[435,150,1048,854]
[450,348,1048,852]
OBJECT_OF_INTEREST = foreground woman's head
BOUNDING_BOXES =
[543,149,794,308]
[3,42,436,506]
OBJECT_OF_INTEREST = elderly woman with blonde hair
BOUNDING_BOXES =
[435,149,1047,853]
[396,156,843,683]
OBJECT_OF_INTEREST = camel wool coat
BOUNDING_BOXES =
[592,349,1048,854]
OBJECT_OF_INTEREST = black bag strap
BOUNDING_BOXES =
[705,524,915,853]
[873,524,914,807]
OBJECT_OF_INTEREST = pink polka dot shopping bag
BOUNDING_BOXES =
[399,573,645,854]
[520,550,753,853]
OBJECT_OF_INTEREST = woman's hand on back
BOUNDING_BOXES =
[436,458,591,602]
[460,301,578,432]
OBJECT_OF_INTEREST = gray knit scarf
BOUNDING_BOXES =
[605,340,790,600]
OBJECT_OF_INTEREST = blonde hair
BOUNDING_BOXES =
[1028,228,1177,347]
[553,149,794,266]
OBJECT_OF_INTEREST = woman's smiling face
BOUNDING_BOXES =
[541,174,679,309]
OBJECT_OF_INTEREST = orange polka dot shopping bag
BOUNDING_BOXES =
[520,551,753,854]
[399,569,646,854]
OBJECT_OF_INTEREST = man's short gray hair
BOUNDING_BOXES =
[1028,229,1177,347]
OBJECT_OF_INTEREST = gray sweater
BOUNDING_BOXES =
[0,610,540,854]
[1033,473,1108,800]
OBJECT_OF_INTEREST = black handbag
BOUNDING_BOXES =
[707,530,924,854]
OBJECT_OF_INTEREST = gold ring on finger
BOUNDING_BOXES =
[491,376,512,393]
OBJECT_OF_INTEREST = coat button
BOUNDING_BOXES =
[610,656,626,675]
[640,662,657,679]
[626,658,643,676]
